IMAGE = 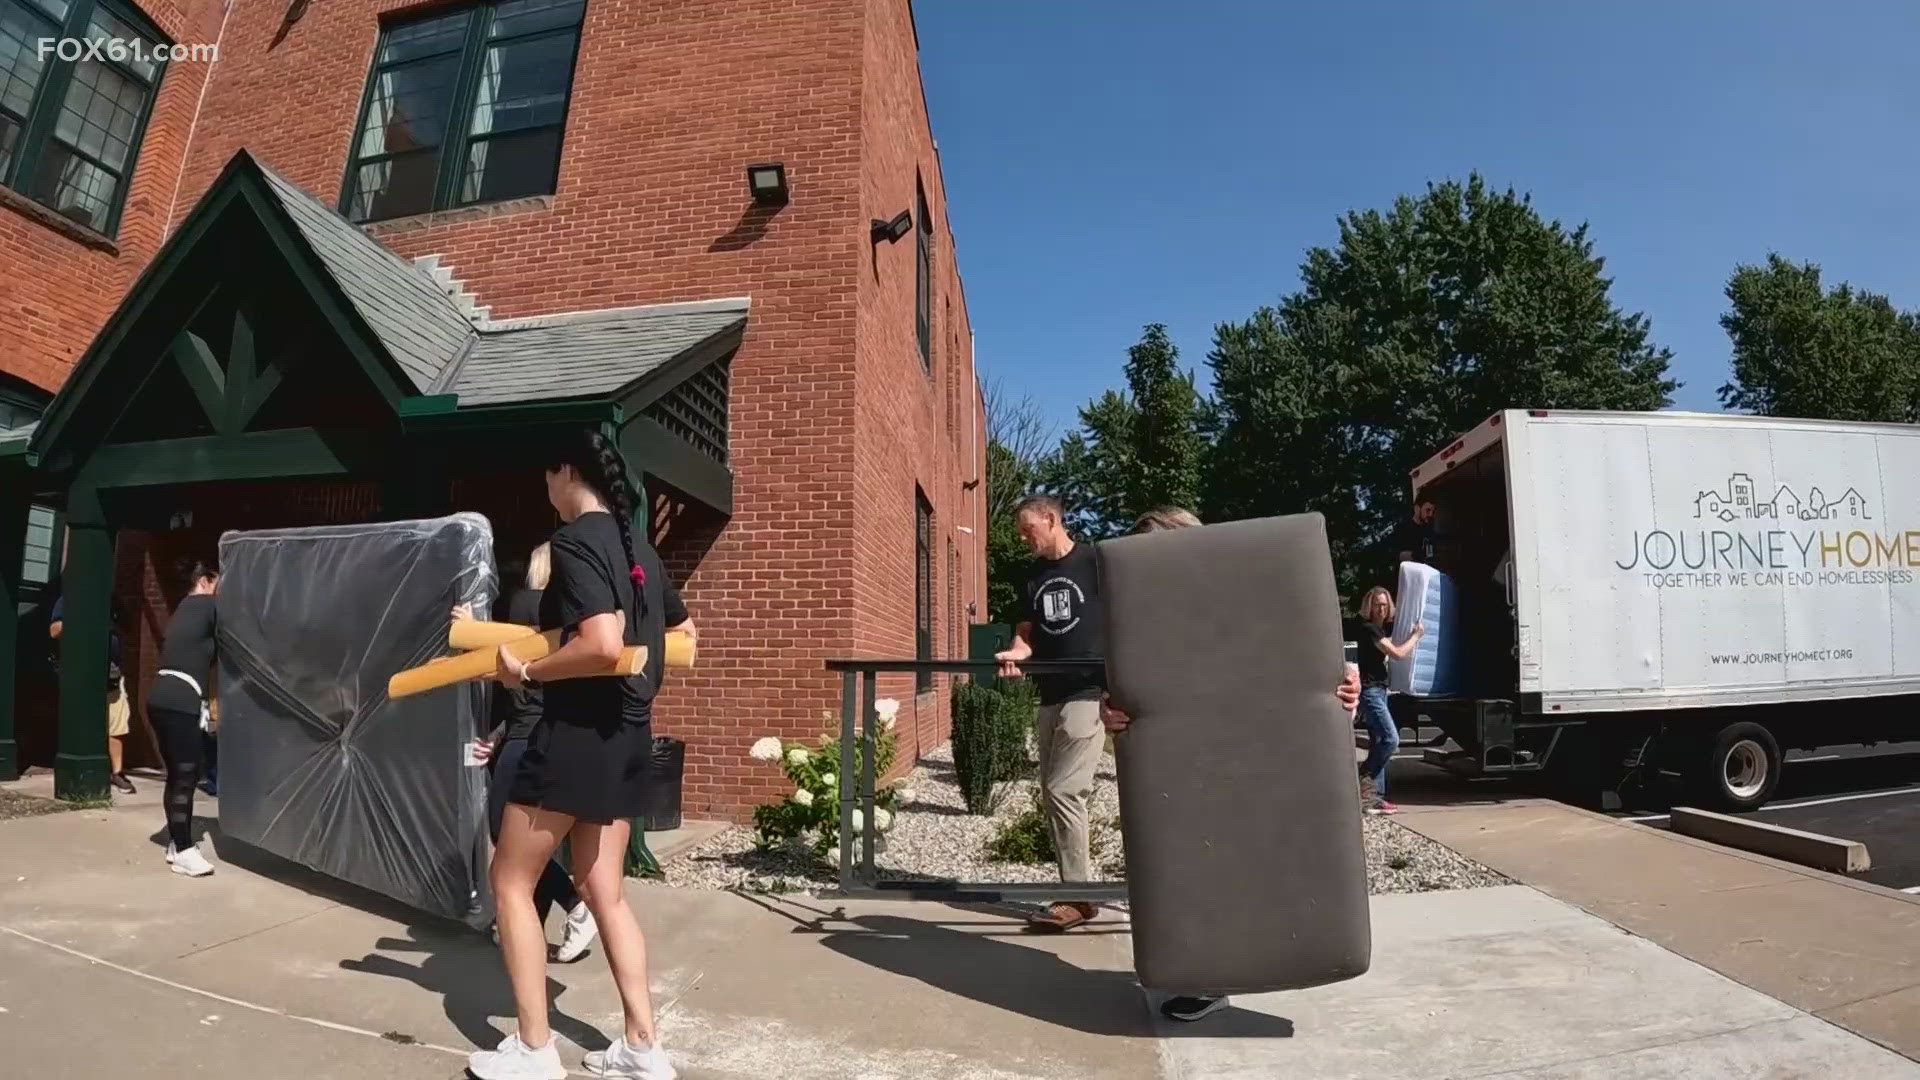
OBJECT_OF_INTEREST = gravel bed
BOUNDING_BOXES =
[0,790,74,821]
[668,743,1503,895]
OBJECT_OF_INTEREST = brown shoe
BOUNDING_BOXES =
[1025,902,1097,934]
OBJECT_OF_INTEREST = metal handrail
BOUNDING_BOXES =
[824,658,1127,903]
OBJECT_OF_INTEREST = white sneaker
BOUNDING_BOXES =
[467,1032,566,1080]
[555,902,599,963]
[584,1036,676,1079]
[167,844,214,877]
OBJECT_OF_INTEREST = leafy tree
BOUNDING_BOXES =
[1206,175,1676,594]
[1718,254,1920,422]
[1122,324,1204,515]
[1044,325,1205,540]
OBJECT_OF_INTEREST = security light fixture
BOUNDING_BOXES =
[746,163,789,206]
[870,209,912,244]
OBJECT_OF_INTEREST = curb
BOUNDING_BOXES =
[1668,806,1869,873]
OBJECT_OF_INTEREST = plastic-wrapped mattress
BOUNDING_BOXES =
[1390,560,1464,697]
[1101,513,1371,993]
[215,514,497,926]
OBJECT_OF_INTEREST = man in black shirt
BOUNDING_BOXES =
[1394,496,1438,567]
[995,494,1106,933]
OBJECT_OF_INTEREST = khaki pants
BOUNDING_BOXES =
[1036,691,1105,885]
[106,678,130,738]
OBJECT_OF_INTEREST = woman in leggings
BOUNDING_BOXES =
[458,543,599,963]
[467,429,692,1080]
[147,561,219,878]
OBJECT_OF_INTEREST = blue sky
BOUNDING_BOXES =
[915,0,1920,439]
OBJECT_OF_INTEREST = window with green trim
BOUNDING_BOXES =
[915,488,933,692]
[0,0,167,237]
[914,177,931,370]
[343,0,585,223]
[20,504,60,599]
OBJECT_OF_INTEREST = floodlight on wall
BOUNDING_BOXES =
[870,210,912,244]
[746,163,789,206]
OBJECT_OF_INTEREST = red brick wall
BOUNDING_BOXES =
[16,0,987,821]
[851,0,984,767]
[0,0,227,392]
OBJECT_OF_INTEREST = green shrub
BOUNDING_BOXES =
[950,681,1001,814]
[991,677,1037,781]
[985,788,1055,864]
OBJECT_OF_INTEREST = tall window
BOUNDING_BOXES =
[946,538,958,661]
[0,0,167,236]
[344,0,584,223]
[915,488,933,692]
[914,177,931,370]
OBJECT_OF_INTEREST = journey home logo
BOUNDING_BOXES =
[1616,472,1917,589]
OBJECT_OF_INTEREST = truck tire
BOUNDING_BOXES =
[1698,722,1782,811]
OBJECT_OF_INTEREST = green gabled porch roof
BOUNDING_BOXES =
[26,150,743,513]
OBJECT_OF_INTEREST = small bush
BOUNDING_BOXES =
[986,789,1055,865]
[747,703,903,859]
[951,681,1001,814]
[991,677,1037,781]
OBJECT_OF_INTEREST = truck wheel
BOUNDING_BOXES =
[1699,722,1781,811]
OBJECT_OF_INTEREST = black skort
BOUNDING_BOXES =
[507,712,652,825]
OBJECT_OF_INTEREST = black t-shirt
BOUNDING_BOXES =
[1022,542,1106,705]
[493,588,546,741]
[149,594,217,714]
[1348,616,1391,686]
[1395,520,1436,565]
[537,511,685,727]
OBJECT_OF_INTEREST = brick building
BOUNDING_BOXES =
[0,0,987,821]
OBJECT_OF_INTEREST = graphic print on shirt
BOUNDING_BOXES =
[1035,576,1085,635]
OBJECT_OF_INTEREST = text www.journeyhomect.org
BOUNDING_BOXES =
[1710,649,1854,666]
[38,38,218,64]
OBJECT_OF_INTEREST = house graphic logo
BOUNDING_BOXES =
[1693,473,1870,524]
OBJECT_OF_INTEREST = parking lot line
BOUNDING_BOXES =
[1756,786,1920,813]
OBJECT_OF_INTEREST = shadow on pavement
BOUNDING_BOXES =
[339,925,609,1055]
[737,894,1294,1039]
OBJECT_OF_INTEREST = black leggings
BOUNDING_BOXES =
[149,704,203,851]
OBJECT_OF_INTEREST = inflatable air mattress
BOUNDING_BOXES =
[1390,560,1464,697]
[1100,513,1371,993]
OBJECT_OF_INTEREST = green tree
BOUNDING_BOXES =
[1718,254,1920,422]
[1123,324,1204,515]
[1044,325,1206,539]
[1207,175,1676,594]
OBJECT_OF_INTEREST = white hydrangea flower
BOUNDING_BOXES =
[894,787,916,804]
[874,698,900,725]
[821,770,837,787]
[786,747,810,767]
[850,809,865,834]
[792,788,814,807]
[873,808,894,832]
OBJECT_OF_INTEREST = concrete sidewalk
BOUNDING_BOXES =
[1401,798,1920,1064]
[2,797,1915,1078]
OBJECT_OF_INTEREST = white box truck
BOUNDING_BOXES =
[1406,409,1920,809]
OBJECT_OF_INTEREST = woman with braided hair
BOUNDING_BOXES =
[468,428,693,1080]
